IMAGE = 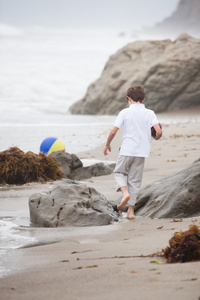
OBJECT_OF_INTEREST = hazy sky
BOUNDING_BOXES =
[0,0,180,30]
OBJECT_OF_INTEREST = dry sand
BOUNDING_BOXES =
[0,112,200,300]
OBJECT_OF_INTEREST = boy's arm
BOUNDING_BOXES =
[153,123,162,140]
[103,126,119,156]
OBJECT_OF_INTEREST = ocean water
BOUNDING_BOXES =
[0,26,137,154]
[0,28,133,114]
[0,25,175,154]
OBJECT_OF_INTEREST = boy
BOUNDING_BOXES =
[103,86,162,219]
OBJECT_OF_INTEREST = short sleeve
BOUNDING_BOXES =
[114,110,124,129]
[150,111,159,127]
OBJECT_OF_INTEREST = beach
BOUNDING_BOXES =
[0,110,200,300]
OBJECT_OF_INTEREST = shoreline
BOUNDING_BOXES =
[0,112,200,299]
[0,107,200,155]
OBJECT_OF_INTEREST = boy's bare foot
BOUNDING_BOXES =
[127,206,135,220]
[127,211,135,219]
[117,194,130,210]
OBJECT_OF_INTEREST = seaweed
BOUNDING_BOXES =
[0,147,64,185]
[163,224,200,263]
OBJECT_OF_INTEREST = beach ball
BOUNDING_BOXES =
[40,137,65,155]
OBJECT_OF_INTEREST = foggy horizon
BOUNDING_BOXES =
[0,0,180,31]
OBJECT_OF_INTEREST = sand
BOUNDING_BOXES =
[0,112,200,300]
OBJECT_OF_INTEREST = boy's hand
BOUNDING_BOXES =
[104,145,111,156]
[103,126,118,156]
[152,123,162,140]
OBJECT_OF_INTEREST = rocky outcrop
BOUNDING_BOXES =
[152,0,200,37]
[29,179,119,227]
[134,158,200,218]
[72,162,115,181]
[51,151,115,180]
[70,34,200,115]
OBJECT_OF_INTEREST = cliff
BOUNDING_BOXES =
[152,0,200,36]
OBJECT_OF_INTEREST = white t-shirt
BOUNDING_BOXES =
[114,103,159,157]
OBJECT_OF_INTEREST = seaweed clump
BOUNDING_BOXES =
[0,147,64,185]
[163,224,200,263]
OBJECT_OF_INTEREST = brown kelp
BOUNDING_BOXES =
[163,224,200,263]
[0,147,64,184]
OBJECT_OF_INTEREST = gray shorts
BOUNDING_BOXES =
[114,155,145,206]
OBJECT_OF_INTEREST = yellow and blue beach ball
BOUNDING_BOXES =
[40,137,65,156]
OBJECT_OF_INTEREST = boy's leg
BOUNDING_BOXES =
[114,155,131,211]
[127,157,145,219]
[117,186,130,210]
[127,206,135,219]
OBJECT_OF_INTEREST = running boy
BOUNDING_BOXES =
[103,86,162,219]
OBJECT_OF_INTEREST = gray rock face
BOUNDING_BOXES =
[29,179,119,227]
[152,0,200,37]
[72,162,115,181]
[52,151,115,180]
[70,34,200,115]
[134,159,200,218]
[51,151,83,178]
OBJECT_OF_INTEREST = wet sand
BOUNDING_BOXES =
[1,217,200,300]
[0,111,200,300]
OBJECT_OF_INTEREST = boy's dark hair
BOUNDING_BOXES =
[127,86,145,102]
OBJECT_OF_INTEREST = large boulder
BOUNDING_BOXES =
[134,159,200,218]
[51,151,115,180]
[70,34,200,115]
[29,179,119,227]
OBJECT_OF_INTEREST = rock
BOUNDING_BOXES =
[70,34,200,115]
[29,179,119,227]
[134,159,200,218]
[51,151,83,178]
[51,151,114,180]
[72,163,115,181]
[152,0,200,37]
